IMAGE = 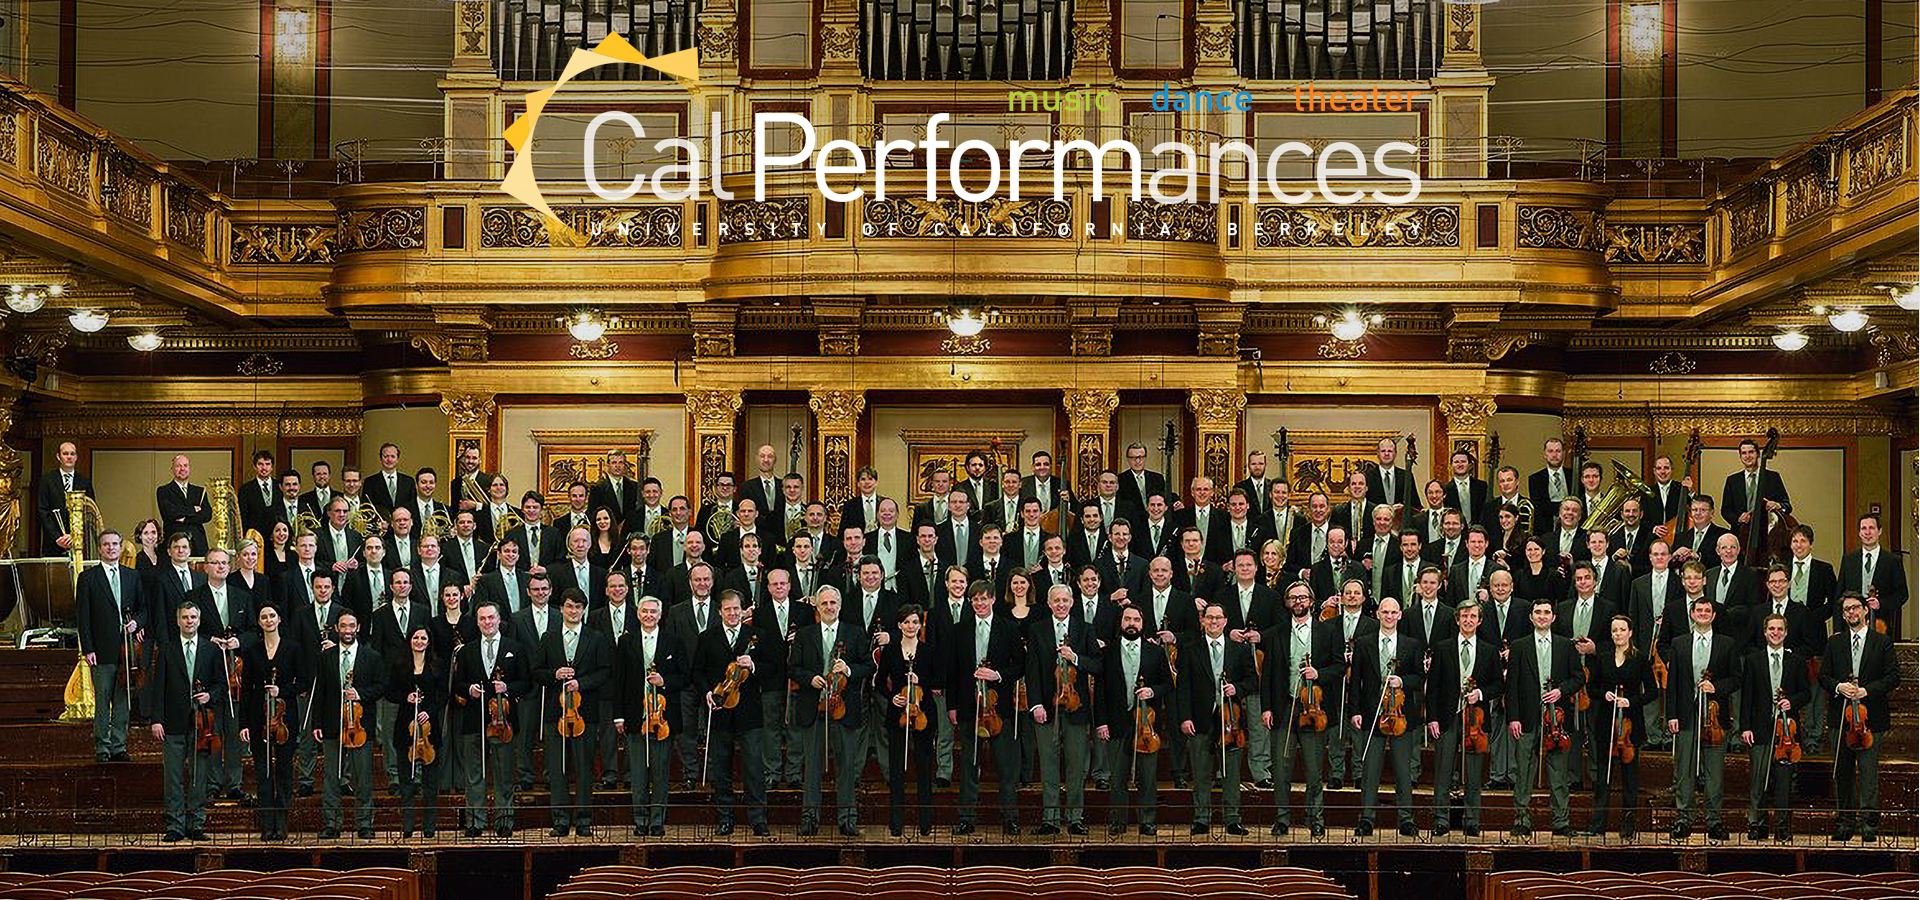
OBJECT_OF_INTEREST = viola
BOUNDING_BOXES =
[192,680,221,755]
[1700,669,1726,746]
[339,669,368,750]
[409,696,436,766]
[1131,675,1160,754]
[267,693,290,746]
[485,661,514,744]
[642,664,672,740]
[1220,676,1248,750]
[1053,645,1082,714]
[1771,691,1801,764]
[976,683,1004,738]
[1294,655,1328,731]
[1610,693,1635,765]
[1317,600,1340,622]
[557,684,586,739]
[1377,658,1408,737]
[897,653,928,732]
[1869,586,1889,635]
[1840,677,1872,751]
[227,651,244,705]
[1461,676,1489,755]
[1540,678,1571,752]
[821,640,849,721]
[712,633,758,710]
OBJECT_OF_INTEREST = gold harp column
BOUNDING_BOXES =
[686,389,744,511]
[1438,394,1499,472]
[439,391,498,475]
[1187,389,1246,490]
[1063,389,1120,500]
[809,390,867,529]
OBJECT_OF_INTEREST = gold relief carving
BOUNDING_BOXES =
[1448,4,1476,51]
[719,197,809,244]
[1780,166,1836,227]
[1186,389,1246,428]
[1255,205,1460,248]
[864,196,1072,239]
[822,433,853,512]
[1062,389,1120,429]
[100,149,153,228]
[818,326,859,356]
[808,390,867,429]
[1071,325,1111,357]
[439,391,497,431]
[479,205,682,248]
[822,24,858,60]
[694,330,735,358]
[0,106,16,166]
[1276,430,1402,503]
[1565,405,1899,438]
[1871,328,1917,367]
[457,1,487,55]
[1197,329,1237,357]
[165,183,212,253]
[1726,183,1773,253]
[697,433,729,498]
[237,353,284,376]
[1437,394,1498,435]
[409,331,488,363]
[1648,351,1697,375]
[1126,200,1218,243]
[685,389,744,429]
[531,430,654,508]
[1516,206,1607,252]
[30,408,363,439]
[18,332,67,366]
[1201,432,1231,486]
[230,222,337,265]
[35,121,91,198]
[1485,333,1530,361]
[899,430,1025,503]
[570,339,619,359]
[1074,433,1104,498]
[1318,338,1366,359]
[698,24,737,63]
[1072,23,1111,58]
[1197,23,1234,60]
[336,207,426,253]
[1603,222,1705,264]
[1848,119,1908,198]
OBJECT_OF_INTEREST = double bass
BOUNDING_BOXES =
[1742,429,1798,567]
[1660,430,1702,545]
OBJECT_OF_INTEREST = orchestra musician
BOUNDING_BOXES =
[1262,581,1341,837]
[878,604,937,836]
[145,600,226,842]
[1027,584,1099,835]
[387,624,446,839]
[1097,604,1172,836]
[1666,596,1740,842]
[791,585,871,836]
[1429,600,1502,838]
[1838,513,1907,639]
[310,608,386,839]
[1349,596,1424,838]
[238,604,308,841]
[537,590,611,837]
[455,600,531,838]
[1721,438,1792,532]
[697,590,774,836]
[1179,601,1253,836]
[1821,592,1899,842]
[37,440,94,557]
[613,595,682,836]
[156,455,211,556]
[1508,598,1582,837]
[947,579,1023,835]
[1588,614,1653,840]
[79,529,144,763]
[1740,612,1809,842]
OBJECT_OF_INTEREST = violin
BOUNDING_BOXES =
[821,639,850,721]
[1317,599,1340,622]
[1295,652,1328,731]
[192,679,221,755]
[1869,586,1888,635]
[712,633,758,710]
[1377,658,1407,737]
[1461,676,1489,755]
[642,663,672,740]
[1054,643,1082,713]
[976,682,1004,737]
[1610,687,1635,765]
[485,661,514,744]
[409,696,436,766]
[227,652,244,706]
[267,666,290,746]
[1131,674,1160,753]
[1771,690,1801,764]
[1650,629,1669,691]
[1220,676,1248,750]
[557,683,586,739]
[339,669,368,749]
[1840,676,1872,751]
[1540,677,1571,752]
[896,654,928,732]
[1700,669,1726,746]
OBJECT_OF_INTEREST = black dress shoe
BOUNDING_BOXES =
[1354,822,1373,837]
[1463,827,1479,838]
[935,777,953,788]
[1094,779,1110,791]
[1140,824,1157,836]
[162,831,184,843]
[1310,824,1326,838]
[496,826,513,838]
[1068,823,1088,836]
[1108,823,1126,835]
[652,825,666,836]
[1173,777,1190,789]
[919,825,932,836]
[752,823,770,836]
[1328,777,1345,790]
[798,821,819,836]
[1747,825,1766,841]
[1861,830,1878,842]
[952,822,975,835]
[1512,826,1532,838]
[358,828,376,839]
[890,825,904,837]
[111,752,132,762]
[96,752,109,762]
[1582,826,1605,837]
[1708,825,1729,842]
[1226,823,1249,836]
[551,825,570,837]
[1254,779,1273,790]
[1003,823,1023,836]
[1189,823,1209,835]
[320,828,339,839]
[1670,824,1691,841]
[464,827,482,838]
[1035,823,1060,836]
[1272,823,1290,836]
[424,829,436,839]
[576,825,593,837]
[297,784,316,797]
[188,829,207,841]
[402,828,415,839]
[839,824,859,837]
[1432,823,1450,837]
[1552,826,1574,837]
[1400,823,1418,837]
[634,826,648,837]
[715,822,735,836]
[1773,828,1791,842]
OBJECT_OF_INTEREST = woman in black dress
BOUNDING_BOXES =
[424,582,472,789]
[589,507,622,569]
[130,519,164,597]
[877,604,936,836]
[387,624,447,838]
[1509,536,1564,604]
[1588,613,1654,839]
[263,520,295,590]
[238,604,309,840]
[232,540,275,613]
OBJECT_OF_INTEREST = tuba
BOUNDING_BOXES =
[1580,460,1650,534]
[206,477,245,553]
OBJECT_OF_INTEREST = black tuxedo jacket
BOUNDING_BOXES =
[156,481,212,555]
[1446,556,1503,608]
[1781,556,1838,626]
[1170,506,1231,563]
[309,642,388,739]
[1664,630,1742,731]
[1740,645,1811,744]
[1719,469,1791,531]
[1096,549,1149,599]
[451,634,531,734]
[1022,613,1101,724]
[534,626,614,721]
[613,627,687,722]
[235,477,281,542]
[1837,548,1908,632]
[78,564,145,665]
[37,470,95,557]
[1135,587,1198,640]
[1477,596,1534,648]
[1526,468,1575,534]
[1259,618,1346,726]
[1746,598,1815,656]
[1307,557,1365,610]
[1063,527,1108,570]
[1818,627,1899,731]
[186,583,255,642]
[1628,570,1686,656]
[504,523,563,568]
[367,599,433,664]
[473,567,532,620]
[1365,465,1418,513]
[364,471,416,519]
[585,602,641,646]
[940,611,1024,720]
[935,515,984,572]
[1404,598,1456,649]
[1609,524,1658,576]
[1442,478,1490,527]
[549,559,610,608]
[788,622,873,728]
[1115,470,1168,516]
[143,633,230,735]
[1174,636,1255,730]
[314,526,366,573]
[1094,637,1173,732]
[1345,630,1425,729]
[589,476,641,530]
[693,624,776,730]
[839,494,882,532]
[1425,635,1504,728]
[1132,518,1178,561]
[1506,632,1583,731]
[1704,563,1761,637]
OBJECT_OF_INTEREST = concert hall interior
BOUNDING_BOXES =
[0,0,1913,897]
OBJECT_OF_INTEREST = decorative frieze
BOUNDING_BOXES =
[165,182,212,254]
[718,197,809,244]
[864,197,1072,239]
[35,120,91,199]
[479,205,682,248]
[230,223,338,265]
[336,207,426,253]
[100,149,153,228]
[1602,222,1705,264]
[1726,183,1773,254]
[1126,200,1218,244]
[1255,205,1461,248]
[1847,118,1908,199]
[1516,206,1607,252]
[1565,405,1900,437]
[1780,164,1837,228]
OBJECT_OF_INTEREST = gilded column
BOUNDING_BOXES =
[1186,389,1246,490]
[0,389,24,557]
[1063,389,1120,500]
[809,390,867,528]
[1438,394,1499,472]
[439,391,497,476]
[686,389,743,510]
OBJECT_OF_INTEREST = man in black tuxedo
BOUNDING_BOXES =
[1704,533,1759,639]
[1328,472,1373,553]
[1063,502,1108,570]
[549,526,609,609]
[588,450,641,532]
[152,532,203,644]
[1020,450,1074,529]
[453,600,532,838]
[865,498,912,592]
[1507,598,1583,836]
[37,441,93,557]
[1579,530,1631,607]
[1740,611,1811,841]
[1379,529,1428,610]
[1177,601,1255,836]
[1541,498,1586,567]
[1172,476,1232,564]
[1404,566,1456,649]
[1135,492,1178,561]
[237,450,280,541]
[1820,592,1901,841]
[144,600,228,841]
[1098,603,1174,835]
[1097,519,1148,601]
[957,452,996,511]
[1116,443,1167,524]
[504,492,562,572]
[1262,581,1344,837]
[1671,497,1730,568]
[1171,527,1222,602]
[299,460,337,522]
[1365,438,1418,515]
[1443,450,1490,537]
[971,524,1012,597]
[1748,565,1815,655]
[310,608,388,839]
[1720,438,1792,533]
[1555,561,1614,788]
[739,445,783,525]
[363,443,415,521]
[1644,455,1692,542]
[156,455,212,556]
[945,585,1025,835]
[339,535,391,624]
[1025,584,1101,835]
[1428,599,1503,838]
[79,529,144,761]
[935,490,982,573]
[694,473,739,541]
[1086,470,1138,538]
[696,590,777,836]
[1664,596,1741,842]
[1838,513,1906,639]
[648,495,695,574]
[790,586,871,836]
[474,538,532,624]
[1347,596,1426,838]
[839,466,883,533]
[1447,528,1503,608]
[1627,542,1684,747]
[1232,451,1275,522]
[1610,496,1658,576]
[1527,438,1575,536]
[536,590,613,836]
[316,496,364,579]
[912,469,955,532]
[1307,528,1364,611]
[269,469,304,536]
[367,567,429,789]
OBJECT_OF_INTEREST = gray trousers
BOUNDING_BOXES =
[208,704,242,794]
[321,740,376,831]
[853,693,894,775]
[1432,724,1487,830]
[1034,716,1089,826]
[461,731,517,830]
[1244,694,1271,782]
[761,687,800,786]
[159,733,212,835]
[1105,716,1161,827]
[955,727,1018,825]
[1834,737,1880,830]
[1746,743,1792,830]
[708,725,768,827]
[1271,725,1328,829]
[375,699,400,786]
[515,695,541,787]
[799,719,861,826]
[625,731,672,829]
[546,720,595,827]
[1358,729,1416,828]
[296,694,323,788]
[1489,699,1518,781]
[933,693,954,781]
[91,663,130,756]
[1188,726,1243,826]
[1326,719,1358,783]
[595,698,621,784]
[1671,727,1725,827]
[1512,729,1572,831]
[675,691,706,783]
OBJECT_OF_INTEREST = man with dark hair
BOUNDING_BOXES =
[697,590,775,835]
[1665,595,1740,842]
[311,608,386,839]
[146,600,226,842]
[455,600,531,838]
[366,442,415,519]
[538,589,611,836]
[1839,513,1907,639]
[1720,438,1792,533]
[1508,597,1582,837]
